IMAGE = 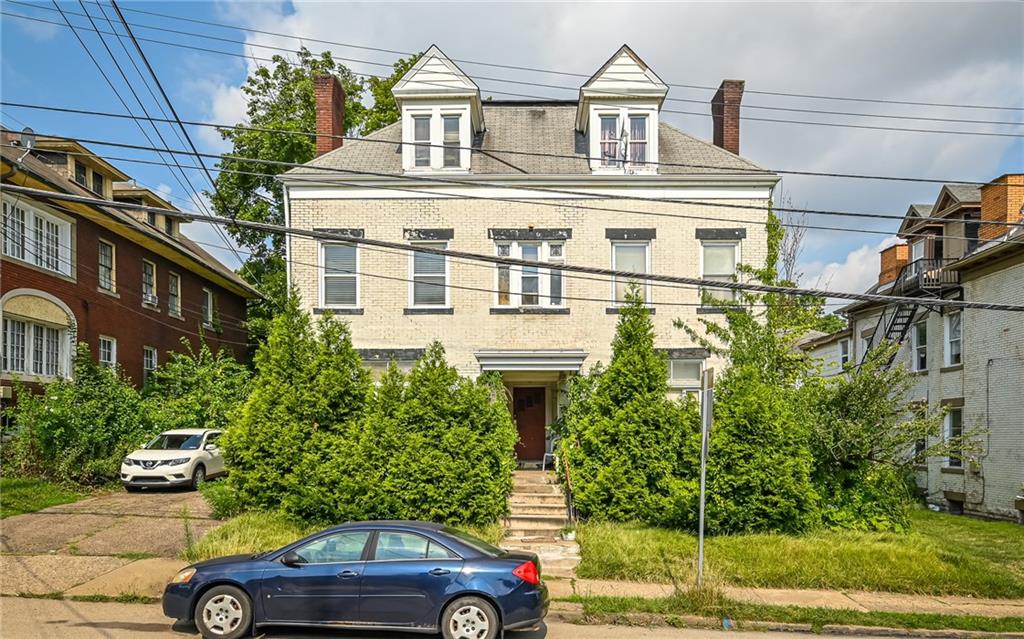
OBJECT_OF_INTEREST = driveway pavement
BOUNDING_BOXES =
[0,596,915,639]
[1,489,220,597]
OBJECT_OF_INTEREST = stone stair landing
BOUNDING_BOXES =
[503,470,580,578]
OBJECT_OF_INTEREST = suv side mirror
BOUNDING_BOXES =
[281,551,306,567]
[204,443,218,451]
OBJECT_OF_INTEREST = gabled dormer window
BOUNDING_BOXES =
[413,116,430,167]
[600,115,619,166]
[402,108,470,171]
[629,116,648,165]
[442,115,461,168]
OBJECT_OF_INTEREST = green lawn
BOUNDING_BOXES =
[0,477,87,518]
[569,593,1024,635]
[576,508,1024,598]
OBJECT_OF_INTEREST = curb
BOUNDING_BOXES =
[547,611,1024,638]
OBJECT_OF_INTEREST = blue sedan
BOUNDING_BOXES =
[163,520,548,639]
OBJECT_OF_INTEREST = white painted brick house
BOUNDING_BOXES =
[800,175,1023,521]
[282,45,779,460]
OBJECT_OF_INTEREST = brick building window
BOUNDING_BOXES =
[98,240,115,292]
[322,243,358,307]
[202,288,216,327]
[945,408,963,468]
[143,346,157,385]
[168,273,181,317]
[701,242,738,303]
[410,242,447,307]
[945,313,962,366]
[912,321,927,371]
[2,318,64,377]
[494,241,564,308]
[2,196,72,276]
[2,318,27,373]
[99,336,117,368]
[142,260,157,306]
[2,199,26,260]
[612,242,649,304]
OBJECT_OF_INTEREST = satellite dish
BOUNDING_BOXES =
[20,127,35,150]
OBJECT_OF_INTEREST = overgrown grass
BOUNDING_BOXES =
[0,477,87,518]
[569,592,1024,634]
[69,593,160,605]
[576,508,1024,598]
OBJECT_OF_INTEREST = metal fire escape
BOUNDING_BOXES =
[860,258,960,367]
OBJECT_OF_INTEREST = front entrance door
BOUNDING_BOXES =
[513,387,546,460]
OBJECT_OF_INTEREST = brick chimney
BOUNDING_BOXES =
[712,79,744,155]
[878,244,909,285]
[314,74,345,157]
[979,173,1024,241]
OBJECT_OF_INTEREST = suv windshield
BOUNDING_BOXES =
[441,527,506,557]
[145,433,203,450]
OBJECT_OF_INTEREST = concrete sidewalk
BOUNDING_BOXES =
[547,578,1024,618]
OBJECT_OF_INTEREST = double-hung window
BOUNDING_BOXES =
[669,358,702,390]
[322,243,358,307]
[628,115,648,165]
[142,260,157,305]
[2,318,64,377]
[2,196,72,276]
[2,318,28,374]
[611,242,649,304]
[945,313,962,366]
[839,339,851,366]
[945,408,963,468]
[99,336,116,368]
[495,241,564,308]
[410,242,448,307]
[74,161,87,185]
[168,273,181,317]
[2,198,26,261]
[98,240,115,292]
[202,289,216,327]
[599,115,619,166]
[701,242,738,303]
[36,216,62,272]
[143,346,157,385]
[413,116,431,168]
[442,115,461,168]
[91,172,104,196]
[912,321,927,371]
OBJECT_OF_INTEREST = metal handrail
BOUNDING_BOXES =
[560,444,577,523]
[894,258,959,294]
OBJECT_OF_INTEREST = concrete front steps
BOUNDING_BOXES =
[504,470,580,578]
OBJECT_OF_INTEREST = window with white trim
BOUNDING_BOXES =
[669,358,702,389]
[599,115,619,166]
[322,243,358,307]
[912,321,927,371]
[945,313,961,366]
[839,339,851,365]
[2,317,65,377]
[413,116,430,168]
[98,240,115,292]
[74,161,87,185]
[701,242,738,303]
[442,115,461,168]
[945,408,963,468]
[628,115,647,166]
[611,242,649,304]
[1,196,72,276]
[99,335,116,368]
[168,273,181,317]
[495,241,564,308]
[410,242,448,307]
[142,260,157,305]
[143,346,157,385]
[201,289,216,327]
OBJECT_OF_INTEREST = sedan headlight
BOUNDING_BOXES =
[166,458,190,466]
[170,568,196,584]
[122,457,134,466]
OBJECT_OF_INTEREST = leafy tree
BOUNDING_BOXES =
[220,295,371,511]
[143,338,250,431]
[562,289,697,526]
[362,53,422,134]
[3,345,156,484]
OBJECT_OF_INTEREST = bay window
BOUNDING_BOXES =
[322,243,358,307]
[701,242,738,303]
[411,242,448,307]
[611,242,649,304]
[495,241,564,308]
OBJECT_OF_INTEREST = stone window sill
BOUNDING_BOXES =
[941,466,965,475]
[97,287,120,299]
[606,307,655,315]
[404,307,454,315]
[491,307,570,315]
[940,364,963,373]
[313,307,364,315]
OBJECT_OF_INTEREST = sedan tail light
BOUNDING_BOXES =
[512,560,540,585]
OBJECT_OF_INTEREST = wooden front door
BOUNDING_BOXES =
[513,387,546,460]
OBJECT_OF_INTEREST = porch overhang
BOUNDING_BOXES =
[475,349,588,372]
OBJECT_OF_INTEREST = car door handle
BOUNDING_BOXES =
[337,570,359,579]
[429,568,451,576]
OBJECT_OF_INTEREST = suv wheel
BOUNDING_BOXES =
[194,585,251,639]
[191,465,206,491]
[442,596,499,639]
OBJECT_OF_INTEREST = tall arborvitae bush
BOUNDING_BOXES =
[561,289,698,526]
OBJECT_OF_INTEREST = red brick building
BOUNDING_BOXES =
[2,135,258,404]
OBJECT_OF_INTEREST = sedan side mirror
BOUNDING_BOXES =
[281,551,306,567]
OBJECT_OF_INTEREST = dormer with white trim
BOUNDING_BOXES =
[576,45,668,175]
[392,45,485,173]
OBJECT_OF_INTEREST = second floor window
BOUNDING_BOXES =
[142,260,157,304]
[612,242,649,304]
[98,240,115,291]
[839,339,851,365]
[322,243,358,307]
[442,115,461,167]
[495,242,564,308]
[701,242,738,303]
[202,289,216,327]
[629,115,648,165]
[2,196,72,276]
[945,313,962,366]
[913,320,927,371]
[168,273,181,317]
[413,116,430,167]
[946,408,963,468]
[411,242,447,307]
[3,199,26,261]
[99,335,116,368]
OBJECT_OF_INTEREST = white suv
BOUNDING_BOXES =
[121,429,225,491]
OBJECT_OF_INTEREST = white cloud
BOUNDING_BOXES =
[801,235,900,296]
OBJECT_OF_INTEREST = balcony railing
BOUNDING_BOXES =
[893,258,959,295]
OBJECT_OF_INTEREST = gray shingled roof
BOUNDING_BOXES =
[287,102,766,177]
[943,184,981,204]
[909,203,932,217]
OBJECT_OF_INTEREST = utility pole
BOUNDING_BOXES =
[697,367,714,590]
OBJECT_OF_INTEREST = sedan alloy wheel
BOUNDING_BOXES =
[443,596,497,639]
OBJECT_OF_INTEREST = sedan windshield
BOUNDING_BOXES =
[145,434,203,450]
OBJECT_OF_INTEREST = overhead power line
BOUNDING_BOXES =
[3,100,1011,187]
[3,8,1023,139]
[37,0,1024,114]
[5,184,1023,312]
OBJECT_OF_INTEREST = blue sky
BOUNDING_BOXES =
[3,1,1022,294]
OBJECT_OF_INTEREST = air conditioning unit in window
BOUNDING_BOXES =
[143,293,159,306]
